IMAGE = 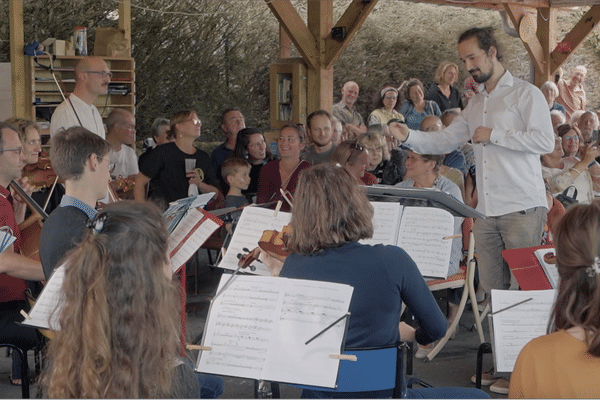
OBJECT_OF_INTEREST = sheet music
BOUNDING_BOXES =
[23,264,65,331]
[196,275,353,387]
[534,248,559,289]
[164,192,215,233]
[491,289,557,372]
[168,207,222,273]
[360,202,403,246]
[218,207,292,276]
[397,207,454,278]
[0,228,16,253]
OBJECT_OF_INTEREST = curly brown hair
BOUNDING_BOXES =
[39,201,181,398]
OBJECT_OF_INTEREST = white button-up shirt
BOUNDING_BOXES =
[405,70,554,217]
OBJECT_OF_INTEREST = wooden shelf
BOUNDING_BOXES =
[269,58,307,130]
[26,55,136,123]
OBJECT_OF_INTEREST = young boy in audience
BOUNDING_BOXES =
[222,157,251,208]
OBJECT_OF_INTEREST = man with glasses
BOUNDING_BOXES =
[105,109,138,183]
[40,126,112,280]
[392,27,554,393]
[0,122,44,385]
[50,56,111,138]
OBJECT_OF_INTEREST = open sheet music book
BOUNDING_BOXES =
[195,275,353,388]
[23,205,223,330]
[361,202,456,278]
[490,289,557,372]
[219,203,456,278]
[218,206,292,276]
[533,248,559,289]
[163,192,223,274]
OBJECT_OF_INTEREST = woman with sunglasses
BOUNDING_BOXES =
[330,140,377,185]
[135,110,220,209]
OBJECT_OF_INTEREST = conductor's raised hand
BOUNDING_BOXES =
[472,126,492,144]
[388,121,409,143]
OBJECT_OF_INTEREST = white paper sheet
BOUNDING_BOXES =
[490,289,557,372]
[360,202,403,246]
[218,207,292,276]
[396,207,454,278]
[23,264,65,330]
[196,275,353,387]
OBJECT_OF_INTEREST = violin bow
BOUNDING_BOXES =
[9,180,49,220]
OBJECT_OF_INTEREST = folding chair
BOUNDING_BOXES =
[424,217,485,360]
[0,344,30,398]
[275,343,406,398]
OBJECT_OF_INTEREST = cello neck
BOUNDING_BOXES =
[9,180,49,220]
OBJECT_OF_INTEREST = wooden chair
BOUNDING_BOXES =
[423,217,485,361]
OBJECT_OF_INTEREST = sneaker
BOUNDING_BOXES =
[414,343,434,359]
[470,368,497,386]
[490,377,510,394]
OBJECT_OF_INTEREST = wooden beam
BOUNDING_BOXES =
[265,0,319,69]
[9,0,27,119]
[279,25,291,59]
[118,0,132,55]
[534,7,557,86]
[550,5,600,72]
[323,0,379,69]
[504,4,545,76]
[306,1,333,112]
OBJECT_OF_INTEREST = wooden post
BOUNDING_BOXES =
[534,7,557,87]
[279,25,291,59]
[306,0,333,114]
[9,0,27,118]
[118,0,132,56]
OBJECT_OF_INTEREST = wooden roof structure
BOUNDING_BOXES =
[267,0,600,112]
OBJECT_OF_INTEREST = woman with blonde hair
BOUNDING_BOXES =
[359,127,404,185]
[510,201,600,398]
[246,164,487,399]
[425,61,462,113]
[39,201,200,398]
[135,110,220,209]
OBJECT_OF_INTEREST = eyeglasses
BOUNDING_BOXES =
[248,140,266,149]
[97,155,116,174]
[26,139,42,146]
[181,118,201,125]
[563,136,579,141]
[85,70,113,79]
[0,147,23,155]
[384,96,398,100]
[351,141,364,151]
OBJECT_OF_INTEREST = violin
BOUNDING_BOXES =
[238,225,292,270]
[22,152,58,191]
[109,175,136,199]
[10,180,48,262]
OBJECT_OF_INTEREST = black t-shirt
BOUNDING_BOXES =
[139,142,217,208]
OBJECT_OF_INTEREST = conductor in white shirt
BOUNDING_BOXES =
[392,27,555,297]
[50,56,109,138]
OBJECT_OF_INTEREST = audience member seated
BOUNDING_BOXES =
[39,201,223,398]
[368,86,405,126]
[421,115,466,175]
[425,61,462,113]
[330,139,377,185]
[105,109,138,181]
[543,125,600,205]
[245,164,487,399]
[399,78,441,130]
[359,127,403,185]
[222,157,251,209]
[210,108,246,192]
[550,109,566,132]
[576,110,599,145]
[256,124,310,211]
[331,116,343,145]
[135,110,220,210]
[138,117,172,165]
[509,201,600,398]
[333,81,368,140]
[233,127,275,198]
[540,81,567,115]
[303,110,336,164]
[396,151,464,354]
[556,65,587,119]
